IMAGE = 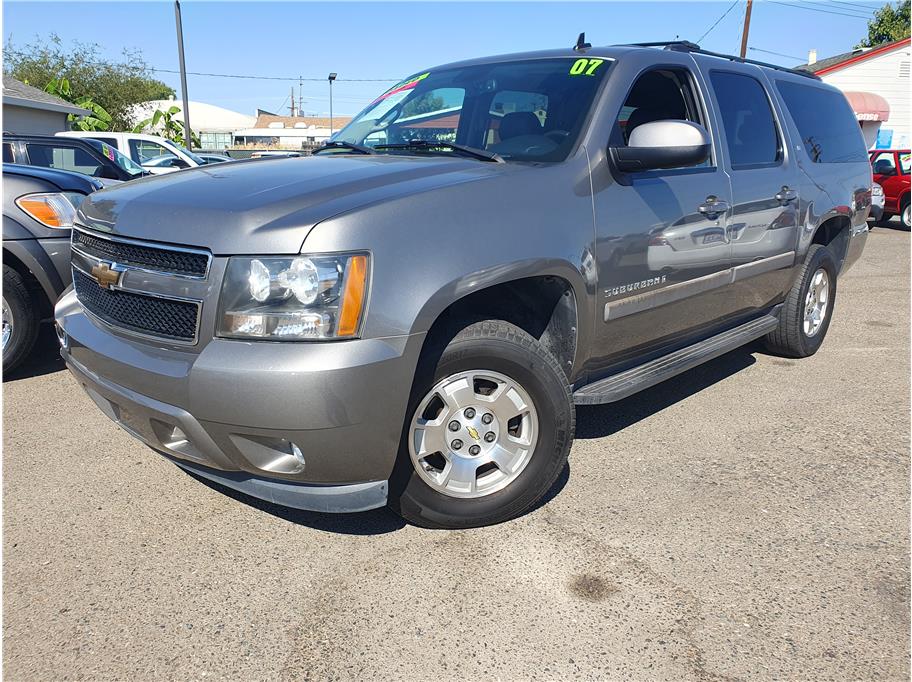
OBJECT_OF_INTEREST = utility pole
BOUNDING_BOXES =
[290,86,296,117]
[298,77,303,117]
[174,0,193,150]
[739,0,753,59]
[328,72,337,135]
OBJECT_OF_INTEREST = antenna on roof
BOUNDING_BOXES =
[574,32,591,52]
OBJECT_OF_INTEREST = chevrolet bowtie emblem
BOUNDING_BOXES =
[90,262,121,289]
[466,426,480,441]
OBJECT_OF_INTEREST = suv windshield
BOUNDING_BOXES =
[84,139,146,177]
[332,57,611,163]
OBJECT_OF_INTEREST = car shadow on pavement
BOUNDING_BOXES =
[575,345,758,440]
[3,325,65,382]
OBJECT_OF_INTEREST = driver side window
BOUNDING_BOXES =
[616,68,708,166]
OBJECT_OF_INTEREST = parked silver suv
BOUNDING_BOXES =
[56,41,871,528]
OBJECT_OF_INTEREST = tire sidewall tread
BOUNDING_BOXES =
[389,320,574,529]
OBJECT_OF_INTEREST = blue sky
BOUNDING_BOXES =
[4,0,885,117]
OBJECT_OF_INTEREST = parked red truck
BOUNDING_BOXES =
[870,149,910,228]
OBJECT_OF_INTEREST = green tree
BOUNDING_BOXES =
[133,105,200,147]
[858,0,910,47]
[43,77,112,131]
[3,34,175,131]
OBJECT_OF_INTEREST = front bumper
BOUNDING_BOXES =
[56,289,424,513]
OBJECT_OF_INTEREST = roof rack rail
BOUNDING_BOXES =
[620,40,820,80]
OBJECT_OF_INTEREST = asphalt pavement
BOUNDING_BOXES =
[3,224,909,680]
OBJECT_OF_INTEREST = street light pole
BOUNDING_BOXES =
[174,0,193,150]
[328,72,337,137]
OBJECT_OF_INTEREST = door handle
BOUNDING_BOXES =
[775,186,798,204]
[698,196,730,218]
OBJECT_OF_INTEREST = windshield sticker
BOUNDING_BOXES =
[372,72,430,104]
[569,58,604,76]
[101,144,115,161]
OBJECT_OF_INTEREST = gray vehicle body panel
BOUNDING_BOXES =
[56,45,870,512]
[3,167,102,306]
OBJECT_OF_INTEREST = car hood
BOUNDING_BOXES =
[77,155,512,254]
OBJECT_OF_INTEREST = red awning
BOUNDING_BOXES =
[844,91,890,122]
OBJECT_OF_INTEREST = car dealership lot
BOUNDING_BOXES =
[3,227,909,681]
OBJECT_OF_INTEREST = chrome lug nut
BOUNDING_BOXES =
[481,413,493,425]
[448,420,460,432]
[484,431,496,443]
[469,444,481,456]
[464,407,476,419]
[451,439,463,450]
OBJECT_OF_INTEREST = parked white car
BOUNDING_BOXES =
[55,132,204,175]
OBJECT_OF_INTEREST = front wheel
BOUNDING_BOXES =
[902,200,910,229]
[389,320,574,529]
[2,265,40,373]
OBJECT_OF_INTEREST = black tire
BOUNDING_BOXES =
[389,320,574,529]
[2,264,40,373]
[874,213,893,227]
[764,244,837,358]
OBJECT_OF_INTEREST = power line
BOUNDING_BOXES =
[151,67,400,82]
[829,0,881,10]
[795,0,873,17]
[767,1,874,19]
[749,47,805,61]
[696,0,741,43]
[2,48,401,82]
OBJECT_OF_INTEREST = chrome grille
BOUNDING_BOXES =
[72,229,210,277]
[73,269,199,342]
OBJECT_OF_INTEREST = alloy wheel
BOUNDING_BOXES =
[408,369,538,498]
[803,268,829,337]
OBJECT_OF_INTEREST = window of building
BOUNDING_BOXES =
[711,71,780,168]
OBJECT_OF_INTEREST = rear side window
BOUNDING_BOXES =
[710,71,780,168]
[2,143,13,163]
[776,80,868,163]
[25,143,102,176]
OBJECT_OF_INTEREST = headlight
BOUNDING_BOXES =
[872,183,884,197]
[15,192,85,229]
[217,253,369,340]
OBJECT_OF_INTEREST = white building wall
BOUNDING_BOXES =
[821,45,911,149]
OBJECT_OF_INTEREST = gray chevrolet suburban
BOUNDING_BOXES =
[55,41,871,528]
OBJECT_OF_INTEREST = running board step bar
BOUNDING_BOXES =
[573,314,779,405]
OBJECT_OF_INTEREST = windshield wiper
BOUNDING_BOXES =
[312,141,377,155]
[373,141,504,163]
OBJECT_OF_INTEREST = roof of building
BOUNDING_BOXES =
[2,76,90,116]
[130,99,256,132]
[799,37,912,75]
[253,114,353,130]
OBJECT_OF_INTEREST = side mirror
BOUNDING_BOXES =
[610,120,711,173]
